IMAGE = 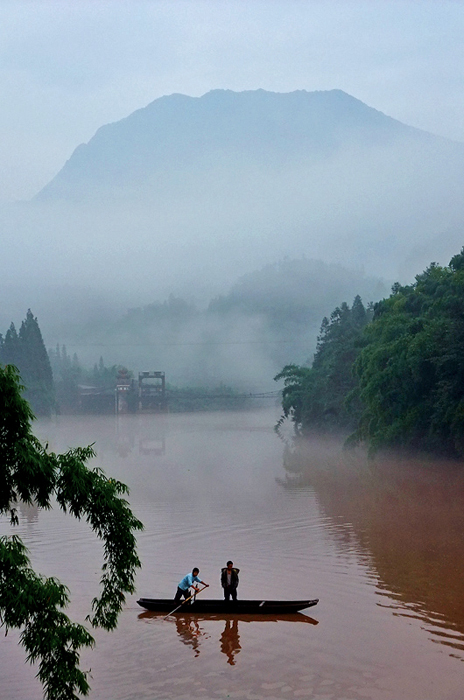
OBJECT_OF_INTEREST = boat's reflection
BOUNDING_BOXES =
[138,611,318,662]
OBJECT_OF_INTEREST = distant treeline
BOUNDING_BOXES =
[81,258,386,387]
[0,314,248,415]
[0,317,124,416]
[275,248,464,458]
[48,348,124,414]
[49,349,249,414]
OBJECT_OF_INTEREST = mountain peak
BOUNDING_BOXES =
[35,88,448,202]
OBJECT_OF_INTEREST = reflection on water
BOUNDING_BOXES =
[174,616,208,657]
[139,436,166,456]
[2,410,464,700]
[18,501,39,524]
[279,437,464,656]
[116,415,166,457]
[138,611,317,665]
[219,618,241,664]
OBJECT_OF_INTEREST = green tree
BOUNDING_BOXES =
[274,247,464,456]
[1,322,22,367]
[209,259,384,369]
[18,309,55,415]
[275,296,371,433]
[273,363,313,433]
[0,364,143,699]
[352,249,464,455]
[0,311,55,415]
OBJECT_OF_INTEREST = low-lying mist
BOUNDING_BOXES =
[1,256,386,391]
[3,89,464,389]
[3,130,463,299]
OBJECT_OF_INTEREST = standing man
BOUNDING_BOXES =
[174,567,209,602]
[221,560,240,601]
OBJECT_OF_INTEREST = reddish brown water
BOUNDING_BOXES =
[1,409,464,699]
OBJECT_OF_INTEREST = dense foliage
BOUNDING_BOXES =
[353,251,464,455]
[0,310,54,415]
[0,364,143,699]
[275,296,371,433]
[276,249,464,457]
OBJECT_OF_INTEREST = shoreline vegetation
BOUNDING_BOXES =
[275,247,464,459]
[1,257,384,418]
[0,319,254,415]
[4,249,464,458]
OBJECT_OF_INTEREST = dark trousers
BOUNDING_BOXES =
[174,587,191,602]
[223,585,238,601]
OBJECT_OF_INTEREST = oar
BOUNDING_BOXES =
[164,585,208,619]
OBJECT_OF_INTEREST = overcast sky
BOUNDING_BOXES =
[1,0,463,202]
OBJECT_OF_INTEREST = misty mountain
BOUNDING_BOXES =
[37,88,430,201]
[29,88,464,285]
[2,88,464,387]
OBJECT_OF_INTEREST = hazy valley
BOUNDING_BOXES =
[2,88,464,387]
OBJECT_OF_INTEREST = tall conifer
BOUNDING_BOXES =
[0,311,55,416]
[1,323,22,367]
[17,309,54,415]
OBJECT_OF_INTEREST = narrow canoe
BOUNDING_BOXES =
[136,598,319,614]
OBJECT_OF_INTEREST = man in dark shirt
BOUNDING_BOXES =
[220,560,240,601]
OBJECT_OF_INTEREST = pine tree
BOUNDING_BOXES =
[18,310,55,416]
[1,311,55,416]
[1,323,22,367]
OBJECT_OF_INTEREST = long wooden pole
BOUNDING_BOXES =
[163,585,208,619]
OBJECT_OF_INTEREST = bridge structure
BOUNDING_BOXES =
[115,369,167,414]
[114,369,280,414]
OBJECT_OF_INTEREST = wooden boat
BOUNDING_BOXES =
[136,598,319,614]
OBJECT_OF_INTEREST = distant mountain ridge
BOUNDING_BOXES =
[4,87,461,307]
[36,88,451,201]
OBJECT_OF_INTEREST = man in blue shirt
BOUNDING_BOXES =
[174,567,209,602]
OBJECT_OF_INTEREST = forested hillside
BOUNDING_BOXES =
[275,248,464,457]
[275,296,372,433]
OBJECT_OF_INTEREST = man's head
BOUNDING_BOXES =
[227,561,233,569]
[192,567,200,575]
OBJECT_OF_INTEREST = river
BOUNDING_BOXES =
[1,408,463,699]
